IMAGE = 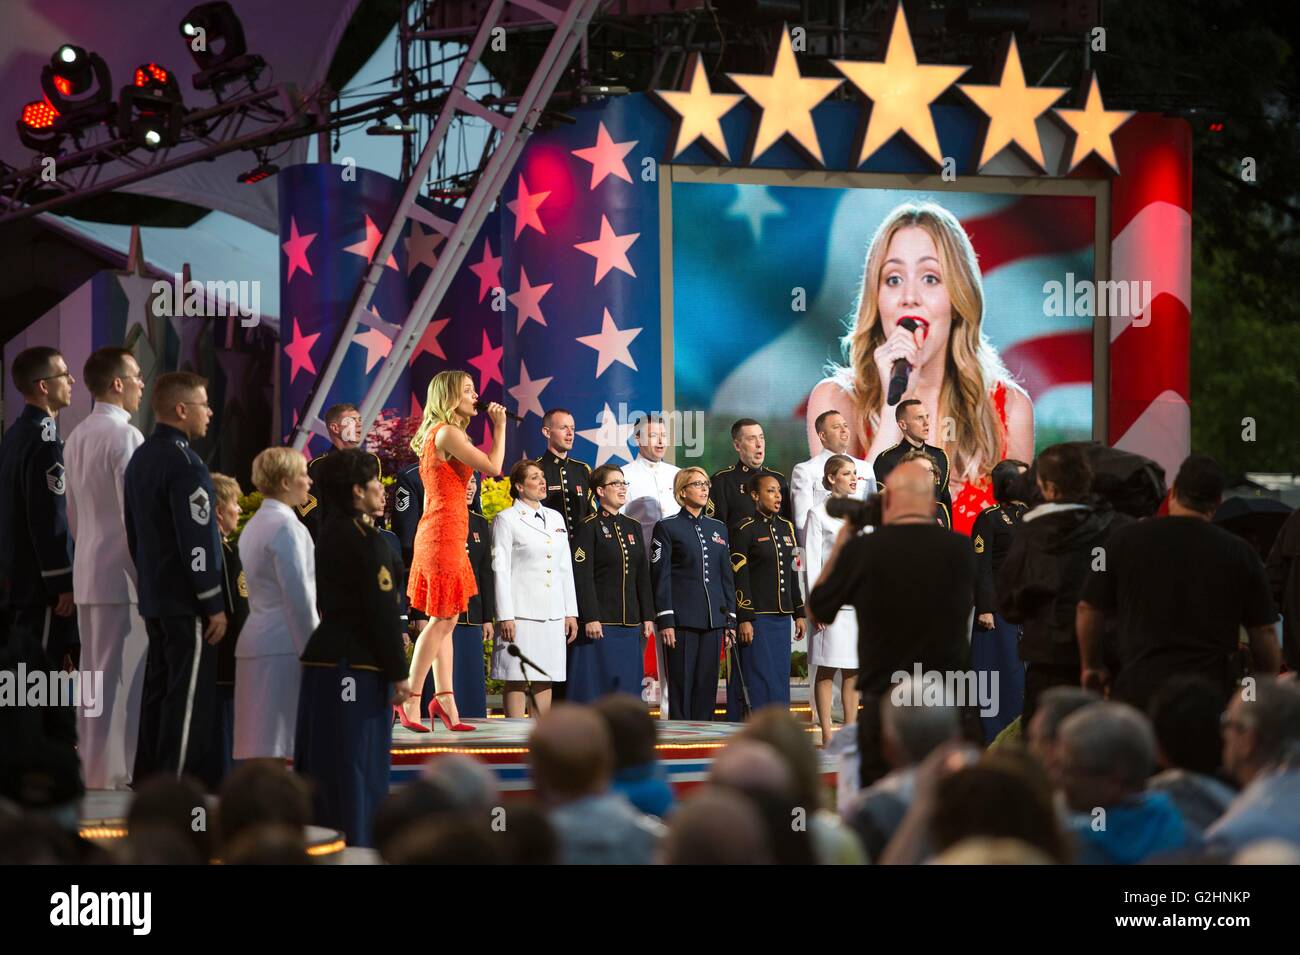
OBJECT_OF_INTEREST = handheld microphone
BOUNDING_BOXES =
[887,317,922,406]
[475,399,523,422]
[506,642,552,678]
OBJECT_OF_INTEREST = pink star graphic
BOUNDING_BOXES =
[343,215,399,270]
[468,238,502,303]
[468,330,504,391]
[475,420,494,455]
[284,317,321,383]
[409,317,451,365]
[282,217,317,282]
[508,360,553,420]
[353,327,392,373]
[506,175,550,239]
[574,215,639,285]
[507,267,553,332]
[576,308,642,376]
[572,121,638,189]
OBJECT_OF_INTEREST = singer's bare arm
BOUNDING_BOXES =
[435,404,508,476]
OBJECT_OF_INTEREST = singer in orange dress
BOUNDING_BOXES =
[400,370,506,732]
[806,200,1035,535]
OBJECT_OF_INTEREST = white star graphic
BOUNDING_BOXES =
[118,274,156,342]
[726,185,785,243]
[508,360,553,420]
[404,221,444,275]
[577,403,636,467]
[576,308,641,377]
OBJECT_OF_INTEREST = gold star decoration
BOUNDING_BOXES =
[833,4,968,167]
[1053,72,1133,174]
[957,34,1068,171]
[727,25,842,166]
[652,53,746,160]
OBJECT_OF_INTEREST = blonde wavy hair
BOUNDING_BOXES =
[411,369,472,455]
[835,201,1015,483]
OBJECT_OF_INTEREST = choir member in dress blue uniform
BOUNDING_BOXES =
[726,475,805,720]
[211,474,249,781]
[123,372,227,789]
[294,450,410,849]
[233,448,319,761]
[568,465,654,702]
[970,459,1029,741]
[650,467,738,722]
[0,347,78,670]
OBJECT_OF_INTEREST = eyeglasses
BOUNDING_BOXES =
[602,480,629,489]
[31,372,73,383]
[182,400,212,410]
[685,480,711,490]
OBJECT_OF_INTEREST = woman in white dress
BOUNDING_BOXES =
[491,459,578,717]
[804,454,861,743]
[233,447,320,759]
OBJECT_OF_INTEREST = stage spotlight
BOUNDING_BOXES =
[179,2,265,93]
[119,64,184,150]
[236,161,279,184]
[16,98,64,153]
[40,44,115,134]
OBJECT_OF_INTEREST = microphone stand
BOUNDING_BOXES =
[728,635,752,721]
[508,645,550,718]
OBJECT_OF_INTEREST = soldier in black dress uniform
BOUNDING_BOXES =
[296,403,383,540]
[0,347,78,669]
[537,408,591,538]
[970,459,1029,741]
[294,449,409,849]
[210,473,250,782]
[707,418,792,531]
[897,449,951,528]
[726,475,806,719]
[873,399,952,515]
[569,464,654,702]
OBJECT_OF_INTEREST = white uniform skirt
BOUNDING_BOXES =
[811,607,859,671]
[233,653,302,760]
[491,618,567,682]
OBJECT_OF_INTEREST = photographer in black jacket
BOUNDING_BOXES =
[996,444,1130,726]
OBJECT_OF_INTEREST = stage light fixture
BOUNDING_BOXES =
[17,97,64,153]
[237,161,279,184]
[40,44,115,133]
[179,1,265,93]
[119,63,184,150]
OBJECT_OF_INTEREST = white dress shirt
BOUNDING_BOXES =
[64,402,145,604]
[790,448,875,546]
[621,455,680,555]
[492,500,579,621]
[235,498,319,658]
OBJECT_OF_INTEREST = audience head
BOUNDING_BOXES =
[932,837,1056,865]
[217,760,312,855]
[1034,443,1092,504]
[880,678,960,768]
[929,764,1069,863]
[251,446,311,508]
[11,346,73,412]
[895,398,930,442]
[1027,687,1100,780]
[635,414,669,462]
[151,371,211,439]
[222,824,310,865]
[541,407,576,453]
[882,459,939,524]
[384,817,504,865]
[1148,675,1228,776]
[115,826,204,865]
[323,403,362,450]
[1171,452,1226,517]
[991,458,1029,505]
[709,740,814,866]
[731,418,765,467]
[373,779,463,862]
[508,459,546,503]
[83,346,143,412]
[814,410,851,455]
[738,708,825,814]
[592,694,658,773]
[529,704,614,805]
[421,754,501,812]
[494,802,558,865]
[210,472,242,538]
[674,466,711,510]
[126,774,213,862]
[1057,702,1157,812]
[311,447,380,516]
[661,788,772,865]
[1221,678,1300,787]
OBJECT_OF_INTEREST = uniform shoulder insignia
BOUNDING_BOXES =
[188,487,211,525]
[736,590,753,610]
[1000,511,1013,525]
[377,564,393,592]
[705,500,716,516]
[296,494,318,517]
[766,467,786,478]
[582,513,598,523]
[711,464,735,478]
[737,517,755,530]
[731,554,748,572]
[579,461,591,472]
[973,534,985,554]
[574,547,587,563]
[45,462,66,495]
[237,570,249,598]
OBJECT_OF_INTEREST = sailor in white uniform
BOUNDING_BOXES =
[790,410,874,547]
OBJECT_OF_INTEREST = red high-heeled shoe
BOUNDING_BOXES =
[392,704,430,733]
[430,691,475,732]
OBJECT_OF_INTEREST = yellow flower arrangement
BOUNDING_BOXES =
[479,476,511,521]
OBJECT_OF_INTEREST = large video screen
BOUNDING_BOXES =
[669,176,1098,526]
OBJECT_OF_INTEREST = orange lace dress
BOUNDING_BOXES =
[407,423,478,617]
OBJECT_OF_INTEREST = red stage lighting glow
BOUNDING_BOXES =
[52,75,72,96]
[21,98,60,129]
[134,63,171,87]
